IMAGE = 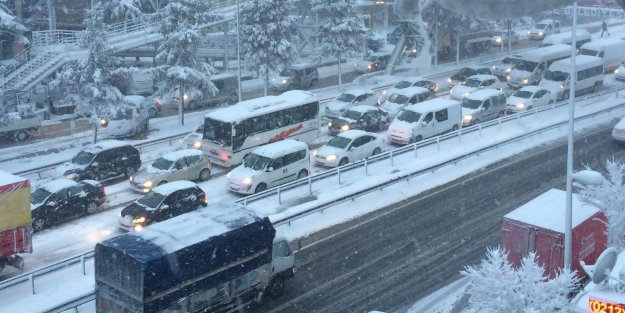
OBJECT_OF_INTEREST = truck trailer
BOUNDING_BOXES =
[95,202,294,313]
[0,171,32,273]
[501,188,606,278]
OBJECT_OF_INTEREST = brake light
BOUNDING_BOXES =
[99,186,105,195]
[202,192,207,204]
[219,151,231,160]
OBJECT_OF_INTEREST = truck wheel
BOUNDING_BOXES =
[32,218,46,232]
[267,277,286,297]
[199,168,211,181]
[148,107,157,118]
[14,130,29,142]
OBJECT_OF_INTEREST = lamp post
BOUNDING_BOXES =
[236,0,242,103]
[564,0,578,270]
[93,116,109,144]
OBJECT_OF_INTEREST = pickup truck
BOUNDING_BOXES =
[0,112,41,141]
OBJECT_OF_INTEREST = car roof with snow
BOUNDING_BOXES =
[336,129,373,140]
[395,76,432,84]
[404,98,460,113]
[161,149,204,161]
[346,105,378,114]
[393,86,430,97]
[206,90,317,123]
[40,179,79,193]
[465,74,498,81]
[341,88,372,97]
[151,180,199,196]
[252,139,307,159]
[83,140,131,153]
[549,55,603,71]
[465,89,503,101]
[516,86,544,93]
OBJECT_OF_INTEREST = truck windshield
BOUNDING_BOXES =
[203,118,232,147]
[112,108,133,121]
[394,81,412,89]
[326,136,351,149]
[337,93,356,103]
[463,98,483,109]
[544,70,569,82]
[72,151,95,165]
[515,60,538,72]
[388,94,408,104]
[31,188,51,205]
[397,110,421,123]
[137,191,166,209]
[151,158,174,170]
[243,153,271,171]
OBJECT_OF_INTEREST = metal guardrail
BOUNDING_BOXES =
[5,85,623,313]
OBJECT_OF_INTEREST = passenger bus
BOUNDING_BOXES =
[201,90,320,167]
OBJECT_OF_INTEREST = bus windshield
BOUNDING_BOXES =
[515,60,538,72]
[203,118,232,147]
[544,70,569,82]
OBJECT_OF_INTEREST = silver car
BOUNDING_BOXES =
[129,149,212,193]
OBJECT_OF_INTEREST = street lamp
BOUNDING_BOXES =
[93,116,108,144]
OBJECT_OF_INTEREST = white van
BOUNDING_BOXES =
[539,55,604,101]
[540,29,591,49]
[106,96,150,138]
[381,86,432,119]
[529,19,561,40]
[507,44,570,89]
[579,38,625,72]
[461,89,507,127]
[227,139,309,194]
[386,98,461,145]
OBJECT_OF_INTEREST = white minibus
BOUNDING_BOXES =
[539,55,604,100]
[579,38,625,73]
[507,44,571,89]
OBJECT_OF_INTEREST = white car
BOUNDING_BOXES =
[325,89,380,119]
[449,75,500,100]
[383,77,438,98]
[314,130,382,167]
[613,116,625,142]
[380,86,431,119]
[505,86,555,113]
[615,62,625,81]
[178,124,204,150]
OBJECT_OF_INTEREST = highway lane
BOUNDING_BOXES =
[254,123,625,313]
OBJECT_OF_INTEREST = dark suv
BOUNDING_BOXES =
[56,140,141,182]
[271,64,319,91]
[118,180,207,231]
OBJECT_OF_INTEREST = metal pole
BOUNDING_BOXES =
[434,14,438,67]
[507,19,512,55]
[500,22,504,54]
[93,123,98,144]
[564,0,577,270]
[236,0,242,103]
[383,0,388,35]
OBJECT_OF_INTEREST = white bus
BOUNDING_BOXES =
[201,90,320,167]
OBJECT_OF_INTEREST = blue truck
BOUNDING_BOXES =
[94,202,295,313]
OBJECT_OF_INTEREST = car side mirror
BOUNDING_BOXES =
[92,162,99,167]
[267,167,274,172]
[421,121,427,127]
[481,107,487,111]
[160,204,170,211]
[348,146,354,151]
[47,200,57,206]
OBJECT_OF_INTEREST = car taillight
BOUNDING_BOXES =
[99,186,105,195]
[219,151,230,160]
[202,192,207,204]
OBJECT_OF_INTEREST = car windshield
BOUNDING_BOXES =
[502,57,522,66]
[326,136,352,149]
[343,110,363,120]
[579,48,598,57]
[388,94,409,104]
[151,157,174,170]
[397,110,421,123]
[72,151,95,165]
[544,70,569,82]
[457,68,473,76]
[31,188,51,205]
[512,90,533,99]
[280,69,296,77]
[137,191,166,209]
[337,93,356,102]
[535,23,547,29]
[203,118,232,147]
[243,153,272,171]
[111,108,133,121]
[394,81,412,89]
[462,78,482,87]
[463,98,483,109]
[515,60,538,72]
[414,81,429,88]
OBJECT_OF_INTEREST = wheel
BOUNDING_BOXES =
[339,158,348,166]
[297,169,308,179]
[372,147,381,156]
[451,124,459,132]
[410,135,423,143]
[199,168,211,181]
[472,119,481,125]
[254,183,267,194]
[32,218,46,232]
[148,107,157,118]
[267,277,286,297]
[125,167,137,177]
[14,130,29,142]
[158,180,168,187]
[86,202,98,214]
[526,106,533,111]
[187,100,197,110]
[549,100,554,104]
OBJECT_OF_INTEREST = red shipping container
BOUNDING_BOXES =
[501,189,607,278]
[0,225,32,257]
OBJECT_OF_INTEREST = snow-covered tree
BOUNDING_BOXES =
[463,247,579,312]
[311,0,362,91]
[97,0,143,24]
[0,0,27,33]
[576,160,625,249]
[240,0,297,96]
[152,0,218,124]
[50,3,125,117]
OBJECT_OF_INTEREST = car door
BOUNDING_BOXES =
[482,98,496,121]
[67,185,86,217]
[268,156,287,187]
[49,189,70,222]
[155,192,179,221]
[177,188,198,213]
[534,90,548,107]
[172,158,189,181]
[421,112,436,138]
[348,136,367,160]
[360,136,377,158]
[184,155,202,180]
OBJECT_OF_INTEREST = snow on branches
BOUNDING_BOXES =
[0,0,27,33]
[240,0,296,96]
[463,247,579,312]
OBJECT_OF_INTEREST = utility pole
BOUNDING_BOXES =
[236,0,242,103]
[47,0,56,31]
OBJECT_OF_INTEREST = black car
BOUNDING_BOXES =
[118,180,207,232]
[448,66,493,89]
[56,140,141,182]
[328,105,389,136]
[30,179,106,232]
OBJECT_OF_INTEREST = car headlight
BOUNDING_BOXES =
[506,68,512,73]
[134,225,143,232]
[516,103,525,109]
[495,38,502,43]
[226,171,231,178]
[523,78,529,84]
[560,85,564,90]
[463,115,473,122]
[341,125,350,131]
[129,176,134,182]
[193,140,202,148]
[615,69,619,74]
[507,75,511,81]
[133,216,146,224]
[242,177,252,185]
[66,173,77,180]
[368,64,372,69]
[528,31,531,35]
[382,90,387,95]
[326,155,337,161]
[143,181,153,188]
[463,92,470,97]
[492,65,496,70]
[313,150,317,156]
[448,78,452,84]
[328,121,333,127]
[412,48,417,53]
[538,31,543,36]
[282,79,287,84]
